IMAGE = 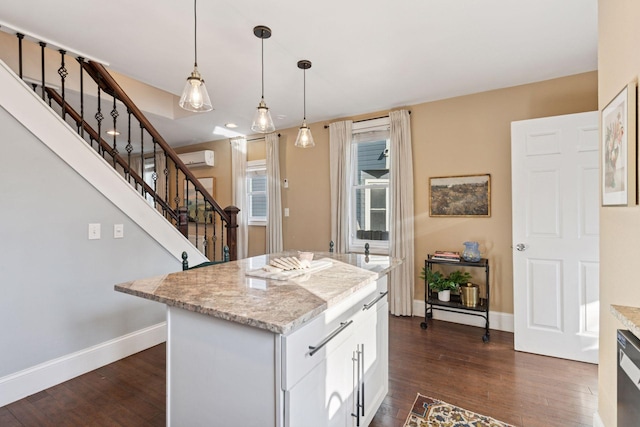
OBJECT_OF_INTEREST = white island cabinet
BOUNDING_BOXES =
[115,252,400,427]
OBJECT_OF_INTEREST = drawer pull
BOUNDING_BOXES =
[363,291,388,311]
[308,320,353,356]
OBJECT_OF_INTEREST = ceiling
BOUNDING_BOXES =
[0,0,597,147]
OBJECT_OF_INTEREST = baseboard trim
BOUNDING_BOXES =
[412,299,514,332]
[0,322,166,407]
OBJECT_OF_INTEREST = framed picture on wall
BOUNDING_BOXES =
[602,81,637,206]
[429,174,491,217]
[184,177,216,222]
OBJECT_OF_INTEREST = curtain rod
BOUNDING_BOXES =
[240,133,281,143]
[323,111,410,129]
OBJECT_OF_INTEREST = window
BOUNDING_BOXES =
[350,118,390,253]
[247,160,267,226]
[143,156,157,206]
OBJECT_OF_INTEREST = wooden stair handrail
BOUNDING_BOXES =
[82,61,231,224]
[45,87,177,220]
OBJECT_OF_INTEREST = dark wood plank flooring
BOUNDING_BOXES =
[1,316,597,426]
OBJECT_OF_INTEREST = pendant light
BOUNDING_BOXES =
[179,0,212,112]
[294,60,314,148]
[251,25,275,133]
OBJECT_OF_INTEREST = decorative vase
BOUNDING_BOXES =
[462,241,481,262]
[437,290,451,302]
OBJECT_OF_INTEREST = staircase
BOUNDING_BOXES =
[1,31,237,261]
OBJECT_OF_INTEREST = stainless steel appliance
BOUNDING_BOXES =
[617,329,640,426]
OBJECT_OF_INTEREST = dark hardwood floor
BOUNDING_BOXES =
[1,316,597,426]
[370,316,598,427]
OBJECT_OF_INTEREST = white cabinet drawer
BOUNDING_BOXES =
[281,281,378,390]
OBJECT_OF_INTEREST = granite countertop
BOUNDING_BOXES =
[115,251,402,335]
[611,305,640,340]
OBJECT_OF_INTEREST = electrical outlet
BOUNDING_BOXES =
[88,223,101,240]
[114,224,124,239]
[283,178,289,188]
[284,208,290,217]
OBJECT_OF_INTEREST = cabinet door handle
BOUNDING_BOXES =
[351,344,362,426]
[308,320,353,356]
[360,343,365,417]
[363,291,388,311]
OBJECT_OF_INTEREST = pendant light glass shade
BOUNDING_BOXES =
[295,121,315,148]
[294,60,314,148]
[252,98,275,133]
[251,26,275,134]
[179,0,212,112]
[179,67,212,112]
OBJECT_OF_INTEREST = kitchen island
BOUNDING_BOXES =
[115,251,401,427]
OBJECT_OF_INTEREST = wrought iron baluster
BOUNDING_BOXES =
[212,211,217,261]
[140,124,145,196]
[78,57,85,139]
[95,87,103,156]
[17,33,24,79]
[194,185,199,249]
[58,50,67,120]
[163,151,169,215]
[204,202,209,259]
[221,221,225,261]
[152,139,158,208]
[126,109,133,182]
[174,161,180,210]
[39,42,46,100]
[110,96,119,167]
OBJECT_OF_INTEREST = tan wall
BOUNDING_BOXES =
[598,1,640,425]
[179,71,597,315]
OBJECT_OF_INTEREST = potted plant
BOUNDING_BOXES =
[420,268,472,302]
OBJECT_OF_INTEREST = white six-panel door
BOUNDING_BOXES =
[511,111,599,364]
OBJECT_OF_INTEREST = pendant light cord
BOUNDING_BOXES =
[193,0,198,67]
[303,68,306,120]
[261,36,265,99]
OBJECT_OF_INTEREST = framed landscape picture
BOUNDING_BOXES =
[602,81,637,206]
[184,177,216,222]
[429,174,491,217]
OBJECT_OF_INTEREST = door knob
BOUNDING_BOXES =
[515,243,526,251]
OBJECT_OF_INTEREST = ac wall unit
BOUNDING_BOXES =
[177,150,214,168]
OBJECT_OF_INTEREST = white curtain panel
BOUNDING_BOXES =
[231,137,248,259]
[266,132,283,253]
[129,155,142,192]
[389,110,415,316]
[329,120,353,253]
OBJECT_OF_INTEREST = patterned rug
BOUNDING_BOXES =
[404,394,515,427]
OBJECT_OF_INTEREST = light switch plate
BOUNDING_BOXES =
[114,224,124,239]
[88,223,101,240]
[284,208,290,217]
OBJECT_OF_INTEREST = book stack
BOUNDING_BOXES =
[431,251,461,262]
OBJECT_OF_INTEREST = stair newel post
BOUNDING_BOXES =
[17,33,24,79]
[39,42,46,100]
[178,206,189,238]
[223,206,240,261]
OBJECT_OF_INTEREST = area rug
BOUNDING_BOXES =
[403,393,515,427]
